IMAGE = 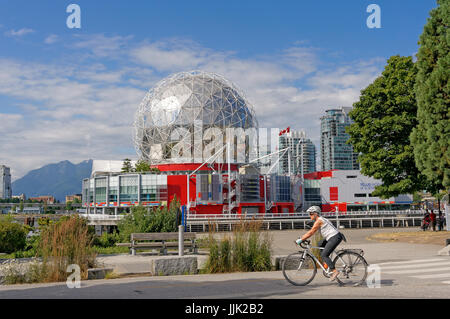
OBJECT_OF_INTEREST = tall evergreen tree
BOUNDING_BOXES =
[347,56,427,198]
[134,159,151,173]
[121,158,133,173]
[410,0,449,191]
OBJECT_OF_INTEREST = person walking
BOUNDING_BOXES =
[422,211,431,231]
[437,212,445,231]
[430,210,437,231]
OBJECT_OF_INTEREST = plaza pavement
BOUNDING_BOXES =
[0,228,449,298]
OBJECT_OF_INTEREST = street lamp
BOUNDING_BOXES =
[335,205,340,229]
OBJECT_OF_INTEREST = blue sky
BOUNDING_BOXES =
[0,0,438,179]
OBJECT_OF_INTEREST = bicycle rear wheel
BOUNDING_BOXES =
[282,252,317,286]
[333,251,368,286]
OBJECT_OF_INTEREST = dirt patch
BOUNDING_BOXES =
[367,231,450,245]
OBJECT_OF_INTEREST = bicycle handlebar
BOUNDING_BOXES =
[299,239,311,249]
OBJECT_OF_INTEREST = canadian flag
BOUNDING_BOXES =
[279,126,291,136]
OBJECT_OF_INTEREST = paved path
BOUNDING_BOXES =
[1,256,449,299]
[0,228,449,299]
[378,258,450,285]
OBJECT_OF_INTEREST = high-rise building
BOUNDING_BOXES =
[320,107,359,171]
[279,129,316,175]
[0,165,12,199]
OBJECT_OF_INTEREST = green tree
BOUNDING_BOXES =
[66,201,73,211]
[0,217,28,253]
[121,158,134,173]
[117,197,180,241]
[150,167,161,173]
[134,159,151,173]
[410,0,449,191]
[347,55,427,198]
[19,201,24,212]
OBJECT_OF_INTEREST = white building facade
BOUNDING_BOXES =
[303,169,413,212]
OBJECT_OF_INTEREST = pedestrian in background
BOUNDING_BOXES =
[430,210,436,231]
[421,211,431,231]
[437,212,445,231]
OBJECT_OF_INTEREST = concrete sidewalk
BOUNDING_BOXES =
[1,228,447,290]
[95,228,447,276]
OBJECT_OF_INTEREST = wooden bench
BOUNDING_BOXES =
[117,232,198,256]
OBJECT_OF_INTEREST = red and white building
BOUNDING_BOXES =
[302,169,413,212]
[82,161,295,216]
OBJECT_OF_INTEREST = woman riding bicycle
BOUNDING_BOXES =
[296,206,346,281]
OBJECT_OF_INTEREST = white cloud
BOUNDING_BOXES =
[71,34,133,57]
[0,34,385,181]
[131,39,229,72]
[5,28,34,37]
[44,34,58,44]
[0,113,23,133]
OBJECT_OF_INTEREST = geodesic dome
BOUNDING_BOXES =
[134,71,258,164]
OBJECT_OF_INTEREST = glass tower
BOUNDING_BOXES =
[320,107,359,171]
[0,165,12,199]
[279,130,317,175]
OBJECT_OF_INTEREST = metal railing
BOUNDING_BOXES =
[185,216,423,233]
[76,210,426,230]
[184,210,425,233]
[79,214,125,221]
[186,210,424,220]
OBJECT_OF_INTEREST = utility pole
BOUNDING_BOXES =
[227,141,231,216]
[335,205,340,229]
[300,143,305,211]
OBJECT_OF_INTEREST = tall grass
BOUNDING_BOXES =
[2,216,96,284]
[204,218,272,273]
[39,215,96,282]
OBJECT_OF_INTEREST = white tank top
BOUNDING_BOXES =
[318,217,339,241]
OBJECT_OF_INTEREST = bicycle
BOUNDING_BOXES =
[282,239,368,286]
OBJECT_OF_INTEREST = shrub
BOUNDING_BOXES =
[204,236,220,273]
[1,259,45,285]
[219,237,232,272]
[117,197,181,241]
[93,231,121,248]
[38,215,96,282]
[93,245,129,255]
[11,234,41,258]
[0,217,28,253]
[204,219,272,273]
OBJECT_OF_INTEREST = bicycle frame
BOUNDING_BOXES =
[298,244,347,275]
[297,223,353,276]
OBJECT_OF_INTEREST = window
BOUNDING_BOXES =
[120,176,138,202]
[354,193,367,198]
[329,187,338,201]
[346,175,357,179]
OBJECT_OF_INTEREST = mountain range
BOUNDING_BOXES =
[12,160,93,202]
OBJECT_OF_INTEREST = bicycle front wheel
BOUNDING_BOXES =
[282,252,317,286]
[333,251,368,286]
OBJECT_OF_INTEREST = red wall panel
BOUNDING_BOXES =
[329,187,338,201]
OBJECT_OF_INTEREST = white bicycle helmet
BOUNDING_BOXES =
[306,206,321,215]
